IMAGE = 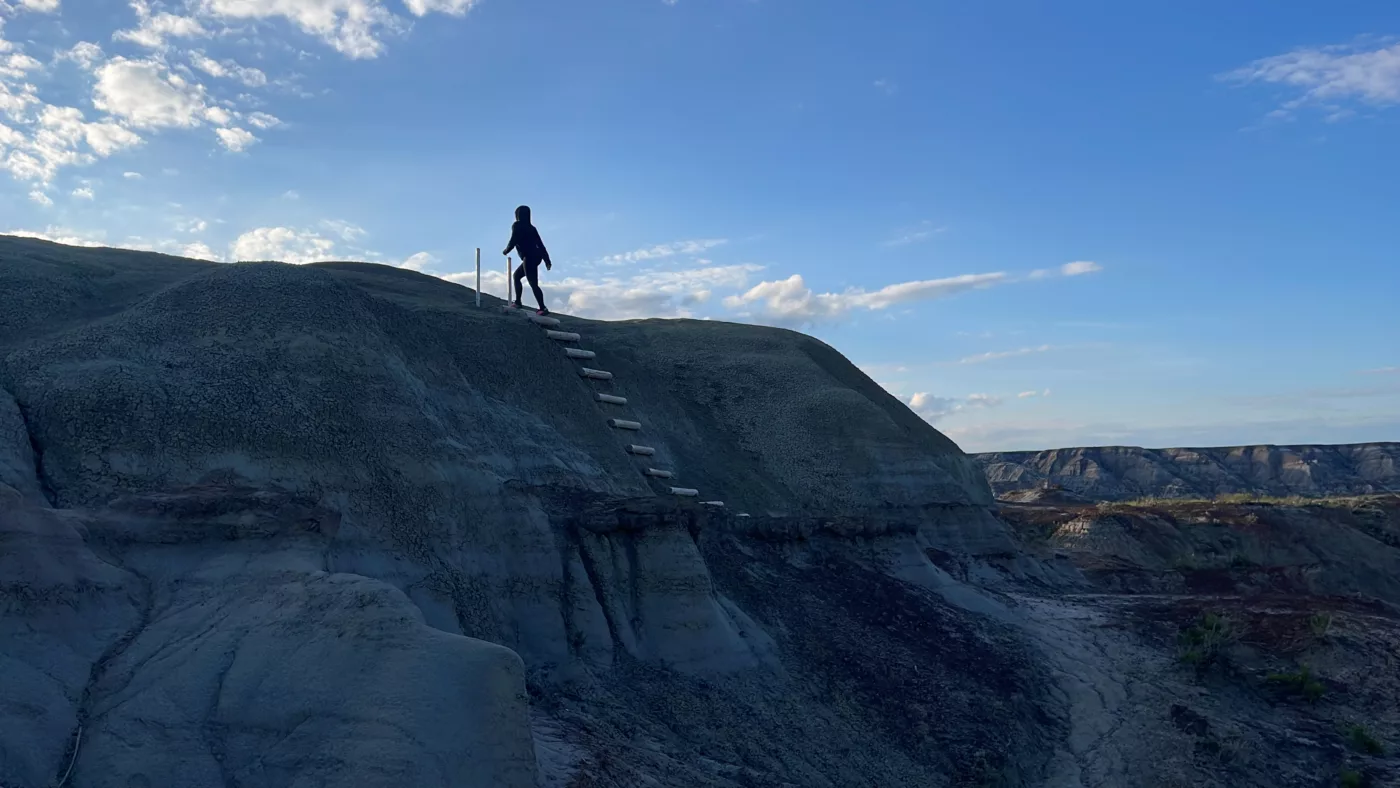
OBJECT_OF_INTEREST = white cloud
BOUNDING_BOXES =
[874,78,897,96]
[402,0,476,15]
[198,0,403,59]
[123,170,142,179]
[908,392,1002,423]
[0,105,143,183]
[28,189,52,205]
[72,186,94,199]
[0,52,42,79]
[114,2,211,50]
[281,189,299,199]
[1224,40,1400,117]
[321,218,366,241]
[231,226,338,263]
[93,57,209,129]
[203,104,232,124]
[723,272,1007,326]
[958,345,1056,365]
[57,42,105,71]
[190,51,268,87]
[1060,260,1102,276]
[1017,388,1053,399]
[25,230,226,261]
[1030,260,1104,279]
[181,241,220,260]
[0,0,469,188]
[215,125,256,150]
[400,251,435,271]
[4,226,106,246]
[600,238,728,265]
[445,262,763,320]
[1361,366,1399,375]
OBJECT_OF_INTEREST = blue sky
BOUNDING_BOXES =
[1,0,1397,452]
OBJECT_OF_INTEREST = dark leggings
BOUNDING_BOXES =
[513,259,545,309]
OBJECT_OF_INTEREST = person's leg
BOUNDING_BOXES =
[512,263,527,305]
[525,260,546,310]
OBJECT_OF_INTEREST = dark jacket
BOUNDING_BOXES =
[503,205,551,264]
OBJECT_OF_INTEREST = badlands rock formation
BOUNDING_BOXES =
[977,443,1400,501]
[3,235,1397,788]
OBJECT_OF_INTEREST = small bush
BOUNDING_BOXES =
[1346,724,1385,756]
[1266,664,1326,703]
[1178,612,1241,667]
[1339,768,1365,788]
[1310,612,1335,641]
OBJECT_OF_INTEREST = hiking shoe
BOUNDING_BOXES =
[537,308,550,316]
[508,300,521,309]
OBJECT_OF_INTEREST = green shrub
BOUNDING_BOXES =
[1177,612,1241,667]
[1266,664,1326,703]
[1310,612,1334,641]
[1346,724,1385,756]
[1339,768,1364,788]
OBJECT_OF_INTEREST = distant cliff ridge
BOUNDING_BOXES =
[975,443,1400,501]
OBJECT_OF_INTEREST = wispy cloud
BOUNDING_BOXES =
[1018,389,1052,399]
[958,345,1057,365]
[874,78,897,96]
[1029,261,1103,279]
[883,220,945,247]
[599,239,727,265]
[399,252,437,271]
[1361,366,1400,375]
[446,262,763,320]
[724,272,1007,327]
[907,392,1002,423]
[1222,39,1400,120]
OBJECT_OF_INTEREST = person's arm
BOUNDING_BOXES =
[503,224,519,256]
[535,228,552,266]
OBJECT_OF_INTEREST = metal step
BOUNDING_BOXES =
[529,315,561,327]
[626,445,655,456]
[565,348,595,360]
[607,419,641,431]
[580,368,613,381]
[546,330,580,343]
[644,468,673,479]
[595,393,627,405]
[670,487,699,497]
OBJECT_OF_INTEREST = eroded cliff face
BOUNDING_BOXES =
[9,239,1396,788]
[977,444,1400,501]
[0,239,1055,788]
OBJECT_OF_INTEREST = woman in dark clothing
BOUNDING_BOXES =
[503,205,553,315]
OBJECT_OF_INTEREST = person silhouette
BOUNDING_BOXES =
[503,205,553,315]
